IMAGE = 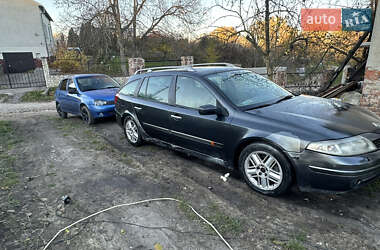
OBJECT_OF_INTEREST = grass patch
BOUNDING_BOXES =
[0,121,19,190]
[20,88,56,102]
[0,168,19,190]
[285,239,306,250]
[207,204,244,236]
[363,179,380,196]
[178,200,244,236]
[271,231,307,249]
[0,93,10,102]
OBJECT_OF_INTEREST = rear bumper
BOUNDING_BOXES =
[89,105,115,118]
[291,150,380,193]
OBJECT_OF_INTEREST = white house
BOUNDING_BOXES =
[0,0,55,61]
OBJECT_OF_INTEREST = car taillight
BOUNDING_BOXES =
[114,94,119,104]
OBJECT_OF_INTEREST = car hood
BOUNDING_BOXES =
[82,88,119,101]
[247,95,380,140]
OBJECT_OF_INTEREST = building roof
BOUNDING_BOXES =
[38,5,53,22]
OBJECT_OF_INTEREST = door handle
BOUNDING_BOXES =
[134,106,142,110]
[171,114,182,120]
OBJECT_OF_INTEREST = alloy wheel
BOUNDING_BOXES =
[244,151,283,191]
[125,119,139,143]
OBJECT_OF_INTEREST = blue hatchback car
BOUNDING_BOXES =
[55,74,120,124]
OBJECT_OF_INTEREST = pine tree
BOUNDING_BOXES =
[67,28,79,47]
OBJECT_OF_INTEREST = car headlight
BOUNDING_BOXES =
[94,100,107,106]
[306,135,377,156]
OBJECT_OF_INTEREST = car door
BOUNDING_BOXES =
[65,79,81,114]
[133,75,175,142]
[170,75,231,159]
[56,79,69,111]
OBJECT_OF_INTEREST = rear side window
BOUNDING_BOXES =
[138,76,172,103]
[60,79,68,91]
[175,76,216,109]
[120,79,139,96]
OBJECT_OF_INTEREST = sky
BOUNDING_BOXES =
[35,0,370,36]
[35,0,61,31]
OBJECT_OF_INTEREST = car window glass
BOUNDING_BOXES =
[138,78,148,98]
[76,75,120,92]
[206,70,290,108]
[139,76,172,103]
[120,79,139,96]
[60,79,68,91]
[175,76,216,109]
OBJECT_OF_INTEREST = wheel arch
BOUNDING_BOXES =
[120,110,148,138]
[80,103,87,109]
[233,137,297,177]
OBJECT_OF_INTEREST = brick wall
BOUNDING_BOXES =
[360,3,380,114]
[360,68,380,114]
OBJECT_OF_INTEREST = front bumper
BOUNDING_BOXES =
[89,105,115,118]
[291,149,380,193]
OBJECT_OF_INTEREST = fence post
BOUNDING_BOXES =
[181,56,194,66]
[273,70,287,87]
[41,57,50,87]
[6,73,12,89]
[128,58,145,75]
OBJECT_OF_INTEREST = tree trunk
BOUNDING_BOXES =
[110,0,127,75]
[264,0,273,78]
[132,0,137,57]
[119,44,127,75]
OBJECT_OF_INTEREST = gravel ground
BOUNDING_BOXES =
[0,102,55,114]
[1,103,380,250]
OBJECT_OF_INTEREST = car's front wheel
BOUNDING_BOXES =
[124,116,143,146]
[56,103,67,119]
[239,143,292,196]
[81,105,94,125]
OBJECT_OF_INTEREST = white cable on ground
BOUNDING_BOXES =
[42,197,234,250]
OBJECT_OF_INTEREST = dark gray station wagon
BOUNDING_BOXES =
[115,63,380,196]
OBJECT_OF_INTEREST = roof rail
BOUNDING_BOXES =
[191,63,237,67]
[134,66,192,75]
[134,62,237,75]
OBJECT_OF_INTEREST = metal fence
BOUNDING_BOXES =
[277,71,333,96]
[0,62,46,89]
[48,58,182,76]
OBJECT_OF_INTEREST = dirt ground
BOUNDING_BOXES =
[1,106,380,250]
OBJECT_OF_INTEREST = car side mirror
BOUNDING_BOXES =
[68,88,78,94]
[199,104,217,115]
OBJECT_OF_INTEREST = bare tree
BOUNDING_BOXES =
[55,0,204,75]
[212,0,307,77]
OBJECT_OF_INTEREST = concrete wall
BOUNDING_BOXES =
[0,0,55,59]
[360,3,380,113]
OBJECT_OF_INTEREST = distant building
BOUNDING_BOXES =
[0,0,55,72]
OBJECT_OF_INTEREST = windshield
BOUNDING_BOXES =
[76,75,120,92]
[206,70,291,109]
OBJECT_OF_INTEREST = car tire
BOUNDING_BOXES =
[81,105,94,125]
[124,116,143,146]
[56,102,67,119]
[239,143,292,196]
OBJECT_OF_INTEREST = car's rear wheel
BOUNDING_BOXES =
[239,143,292,196]
[124,116,143,146]
[81,105,94,125]
[56,103,67,119]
